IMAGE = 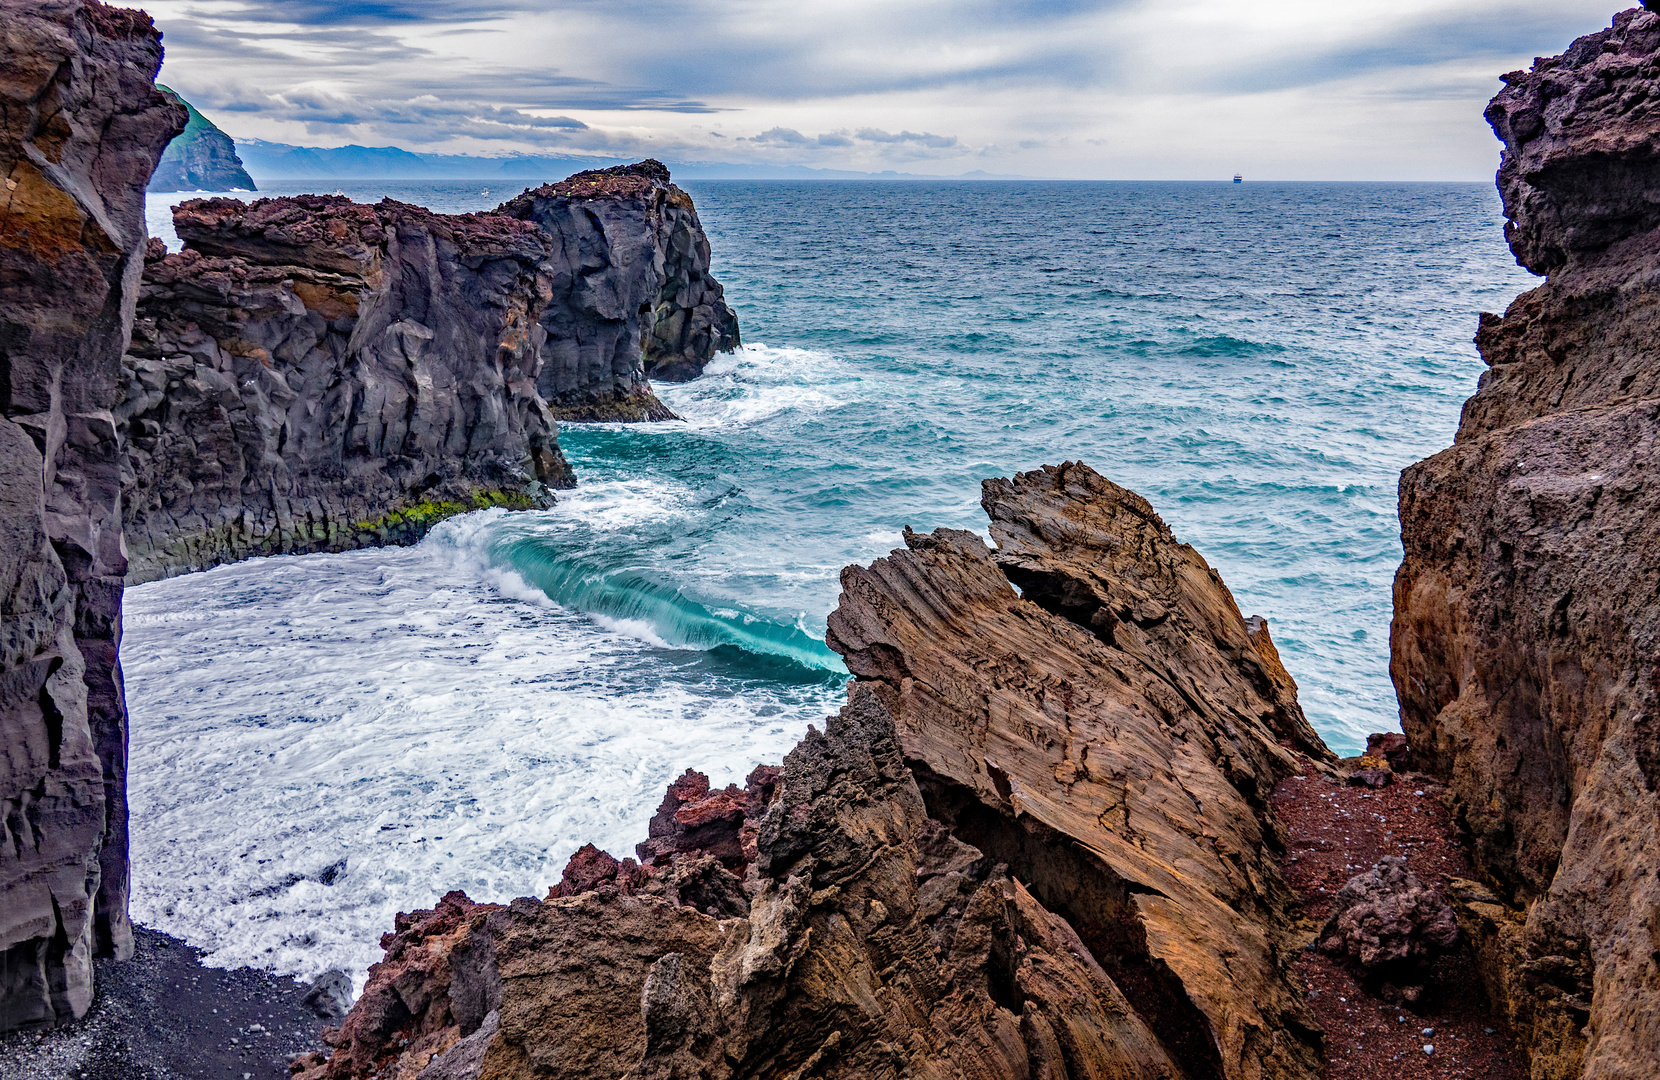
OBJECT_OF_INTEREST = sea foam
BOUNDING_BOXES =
[123,525,841,993]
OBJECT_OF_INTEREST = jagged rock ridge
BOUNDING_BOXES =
[122,194,576,582]
[1392,8,1660,1077]
[0,0,184,1033]
[146,87,256,193]
[302,462,1335,1080]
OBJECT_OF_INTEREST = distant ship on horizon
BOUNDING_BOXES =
[1233,173,1243,183]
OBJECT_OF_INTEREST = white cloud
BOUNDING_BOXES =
[145,0,1626,178]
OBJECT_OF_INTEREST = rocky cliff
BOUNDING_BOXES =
[494,160,739,419]
[299,462,1335,1080]
[120,194,576,582]
[1392,8,1660,1077]
[146,87,256,193]
[0,0,184,1032]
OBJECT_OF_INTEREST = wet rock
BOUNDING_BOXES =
[494,160,739,420]
[1317,857,1459,978]
[0,0,185,1033]
[121,195,576,581]
[1393,8,1660,1076]
[302,971,353,1021]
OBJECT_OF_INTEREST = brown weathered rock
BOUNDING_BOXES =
[0,0,184,1033]
[827,462,1330,1080]
[310,461,1333,1079]
[120,194,576,581]
[494,160,740,420]
[1317,856,1459,977]
[1364,732,1412,772]
[1392,9,1660,1076]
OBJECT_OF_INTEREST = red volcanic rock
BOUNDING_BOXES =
[295,891,501,1080]
[1365,732,1413,772]
[635,765,779,869]
[1318,857,1460,976]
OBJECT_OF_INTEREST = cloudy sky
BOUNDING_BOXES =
[145,0,1622,179]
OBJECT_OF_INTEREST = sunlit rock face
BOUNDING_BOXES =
[300,462,1334,1080]
[0,0,184,1033]
[1393,8,1660,1077]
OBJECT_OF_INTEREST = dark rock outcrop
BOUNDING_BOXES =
[0,0,184,1032]
[1317,856,1459,978]
[494,160,739,420]
[1392,8,1660,1076]
[120,194,575,582]
[301,462,1335,1080]
[146,87,255,193]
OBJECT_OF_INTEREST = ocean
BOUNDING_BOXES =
[131,179,1537,989]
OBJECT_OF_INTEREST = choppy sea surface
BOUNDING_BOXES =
[130,180,1537,988]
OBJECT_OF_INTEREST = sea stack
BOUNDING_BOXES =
[495,160,741,419]
[146,87,257,193]
[300,462,1335,1080]
[0,0,184,1031]
[1392,8,1660,1077]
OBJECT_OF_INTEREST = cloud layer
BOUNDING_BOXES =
[146,0,1624,178]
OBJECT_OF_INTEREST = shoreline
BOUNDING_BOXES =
[0,928,333,1080]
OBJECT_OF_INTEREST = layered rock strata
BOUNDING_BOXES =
[0,0,184,1031]
[146,87,256,193]
[1392,8,1660,1076]
[494,160,739,418]
[304,462,1335,1080]
[122,194,576,582]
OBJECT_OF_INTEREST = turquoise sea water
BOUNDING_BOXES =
[130,180,1536,984]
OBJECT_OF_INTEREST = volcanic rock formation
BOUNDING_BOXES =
[146,87,256,193]
[121,195,576,581]
[302,462,1336,1080]
[1392,8,1660,1076]
[0,0,184,1032]
[494,160,740,418]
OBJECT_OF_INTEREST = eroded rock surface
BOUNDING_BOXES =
[494,160,739,418]
[307,462,1333,1079]
[0,0,184,1032]
[1317,856,1459,979]
[1392,8,1660,1076]
[121,194,575,581]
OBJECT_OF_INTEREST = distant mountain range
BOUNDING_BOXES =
[147,92,1028,189]
[233,139,1026,184]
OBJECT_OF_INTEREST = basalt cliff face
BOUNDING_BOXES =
[494,160,740,419]
[0,0,184,1031]
[1392,8,1660,1077]
[121,194,575,582]
[302,463,1335,1080]
[146,87,256,194]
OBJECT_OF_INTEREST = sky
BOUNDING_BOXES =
[144,0,1626,179]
